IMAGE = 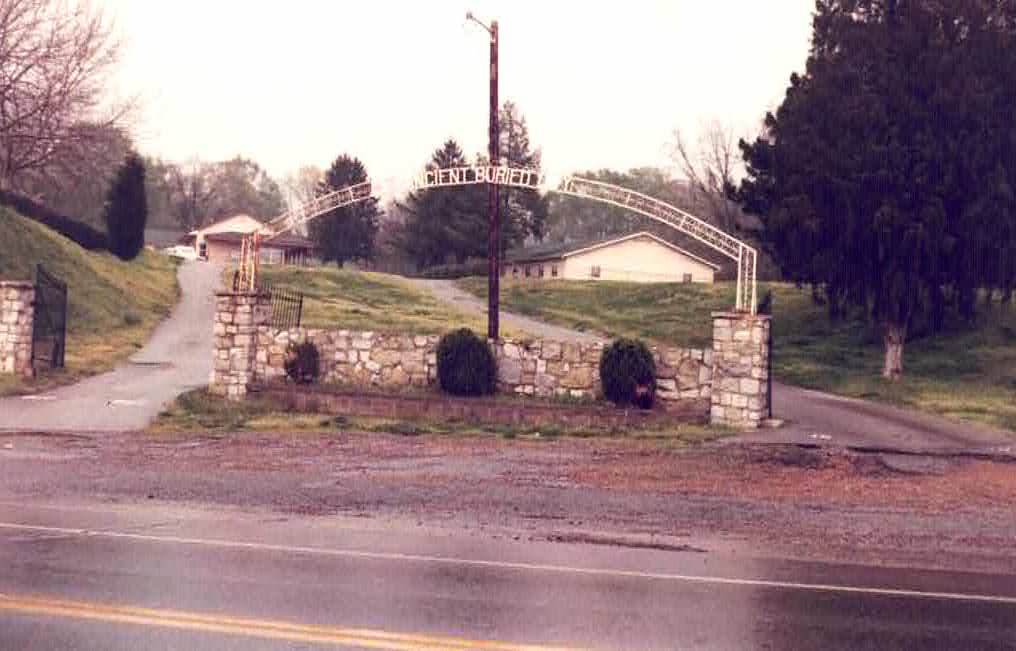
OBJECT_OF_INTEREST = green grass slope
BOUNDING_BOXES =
[258,266,518,336]
[457,277,1016,431]
[0,208,179,394]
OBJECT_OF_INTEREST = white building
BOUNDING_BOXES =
[186,215,314,265]
[504,231,719,283]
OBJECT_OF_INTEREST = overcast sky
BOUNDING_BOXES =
[104,0,815,199]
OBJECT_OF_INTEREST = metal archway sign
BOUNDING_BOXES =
[236,166,758,315]
[412,165,758,314]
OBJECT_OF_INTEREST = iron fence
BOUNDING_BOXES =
[33,264,67,370]
[261,281,304,330]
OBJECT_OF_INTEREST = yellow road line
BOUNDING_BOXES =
[0,593,582,651]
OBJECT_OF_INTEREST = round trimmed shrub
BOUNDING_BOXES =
[284,341,320,384]
[437,328,496,396]
[599,338,656,408]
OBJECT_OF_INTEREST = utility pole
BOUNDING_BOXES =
[466,11,500,339]
[487,20,500,340]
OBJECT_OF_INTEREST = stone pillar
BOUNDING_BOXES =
[209,291,271,401]
[710,311,771,429]
[0,281,36,378]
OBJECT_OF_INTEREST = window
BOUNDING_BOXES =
[538,265,544,278]
[525,265,531,277]
[551,265,558,278]
[199,242,207,259]
[229,249,239,261]
[683,273,693,283]
[590,265,601,278]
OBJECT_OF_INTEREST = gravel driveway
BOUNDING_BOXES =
[0,260,222,433]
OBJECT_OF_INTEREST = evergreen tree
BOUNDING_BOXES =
[498,101,548,252]
[396,140,486,267]
[734,0,1016,379]
[309,155,381,267]
[104,152,148,260]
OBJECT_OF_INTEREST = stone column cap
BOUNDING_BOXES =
[712,311,771,320]
[0,281,34,289]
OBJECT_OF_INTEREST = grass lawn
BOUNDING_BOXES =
[256,266,523,336]
[150,388,727,444]
[0,208,179,396]
[457,277,1016,432]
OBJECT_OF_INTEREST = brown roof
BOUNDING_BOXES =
[204,231,314,250]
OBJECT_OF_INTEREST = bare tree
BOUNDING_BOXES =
[282,165,323,212]
[19,122,132,226]
[669,120,746,234]
[0,0,133,191]
[168,159,216,231]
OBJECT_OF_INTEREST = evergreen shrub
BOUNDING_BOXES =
[599,338,656,409]
[437,328,496,396]
[285,341,320,384]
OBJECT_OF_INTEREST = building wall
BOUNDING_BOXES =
[506,259,563,280]
[205,241,285,265]
[562,236,715,283]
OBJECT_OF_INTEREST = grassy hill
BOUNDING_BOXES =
[457,277,1016,432]
[0,208,179,395]
[257,266,513,335]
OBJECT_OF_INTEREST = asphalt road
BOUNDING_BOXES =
[0,260,221,433]
[0,501,1013,650]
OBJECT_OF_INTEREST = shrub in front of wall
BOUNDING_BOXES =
[284,341,320,384]
[436,328,496,396]
[599,338,656,409]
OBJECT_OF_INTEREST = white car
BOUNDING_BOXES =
[164,245,198,261]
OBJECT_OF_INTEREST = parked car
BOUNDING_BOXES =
[164,245,198,261]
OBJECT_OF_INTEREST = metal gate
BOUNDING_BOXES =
[32,264,67,370]
[262,281,304,330]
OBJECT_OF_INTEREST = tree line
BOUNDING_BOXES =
[732,0,1016,378]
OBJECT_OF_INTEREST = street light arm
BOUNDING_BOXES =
[465,11,494,37]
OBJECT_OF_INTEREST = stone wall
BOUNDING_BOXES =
[210,292,771,428]
[0,281,35,377]
[711,311,771,429]
[209,291,271,400]
[254,327,712,414]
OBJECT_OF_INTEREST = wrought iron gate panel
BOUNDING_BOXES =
[262,281,304,330]
[32,264,67,370]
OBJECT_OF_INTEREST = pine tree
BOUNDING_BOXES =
[308,155,381,267]
[397,140,486,267]
[104,152,148,260]
[734,0,1016,379]
[498,101,548,252]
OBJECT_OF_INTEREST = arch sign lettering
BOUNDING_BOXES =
[238,166,758,315]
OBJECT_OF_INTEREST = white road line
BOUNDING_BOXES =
[1,521,1014,606]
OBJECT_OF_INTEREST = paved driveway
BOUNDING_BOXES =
[411,279,1014,453]
[0,260,221,433]
[750,383,1014,453]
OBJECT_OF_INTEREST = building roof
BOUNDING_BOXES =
[203,231,314,250]
[144,227,188,247]
[188,214,268,237]
[506,231,721,270]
